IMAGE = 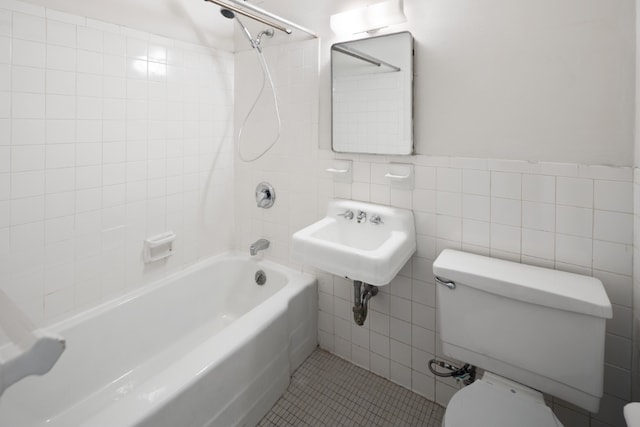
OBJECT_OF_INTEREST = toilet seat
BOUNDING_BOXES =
[443,376,563,427]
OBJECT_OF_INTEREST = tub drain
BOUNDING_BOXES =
[255,270,267,285]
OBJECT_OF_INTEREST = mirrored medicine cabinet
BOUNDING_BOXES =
[331,31,414,155]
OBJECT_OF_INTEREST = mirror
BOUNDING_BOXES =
[331,32,414,155]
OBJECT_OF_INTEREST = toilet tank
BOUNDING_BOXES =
[433,249,612,413]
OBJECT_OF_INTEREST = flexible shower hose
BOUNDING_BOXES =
[237,47,281,162]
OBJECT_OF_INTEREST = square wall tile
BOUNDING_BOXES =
[413,189,436,213]
[12,66,45,93]
[604,333,631,369]
[557,177,593,208]
[462,194,490,221]
[11,195,44,225]
[47,20,76,48]
[13,12,46,42]
[522,201,554,232]
[12,145,45,171]
[555,234,592,269]
[13,93,45,119]
[522,174,555,203]
[12,170,45,198]
[436,191,461,217]
[491,197,521,227]
[490,224,521,254]
[594,180,632,213]
[12,39,46,67]
[436,168,461,192]
[77,26,103,52]
[462,169,489,195]
[522,228,554,261]
[462,219,490,248]
[414,165,436,189]
[371,331,390,358]
[603,363,631,400]
[491,171,521,199]
[47,45,76,71]
[556,205,592,238]
[46,70,76,95]
[593,240,632,276]
[593,210,632,244]
[390,339,411,367]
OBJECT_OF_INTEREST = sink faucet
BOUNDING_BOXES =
[250,238,270,256]
[357,210,367,223]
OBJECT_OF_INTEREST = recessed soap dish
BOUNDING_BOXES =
[143,231,176,263]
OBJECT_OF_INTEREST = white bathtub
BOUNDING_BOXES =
[0,253,317,427]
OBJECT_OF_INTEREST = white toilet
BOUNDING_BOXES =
[433,249,613,427]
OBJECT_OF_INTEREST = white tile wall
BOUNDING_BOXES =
[0,1,235,327]
[234,38,320,264]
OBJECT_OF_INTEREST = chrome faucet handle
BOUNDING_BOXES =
[370,215,383,225]
[337,210,354,220]
[255,182,275,209]
[356,210,367,223]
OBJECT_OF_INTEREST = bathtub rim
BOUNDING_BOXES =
[40,251,315,334]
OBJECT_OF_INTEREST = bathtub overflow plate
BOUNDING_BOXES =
[255,270,267,286]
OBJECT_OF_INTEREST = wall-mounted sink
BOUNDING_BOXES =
[291,199,416,286]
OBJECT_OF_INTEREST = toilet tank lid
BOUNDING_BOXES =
[433,249,612,319]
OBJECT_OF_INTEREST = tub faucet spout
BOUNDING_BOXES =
[250,239,270,256]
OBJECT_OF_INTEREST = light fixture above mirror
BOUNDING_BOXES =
[330,0,407,35]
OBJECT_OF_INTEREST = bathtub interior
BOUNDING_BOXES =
[0,253,317,427]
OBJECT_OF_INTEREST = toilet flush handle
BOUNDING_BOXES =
[435,276,456,290]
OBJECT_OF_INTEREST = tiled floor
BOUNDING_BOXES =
[258,349,445,427]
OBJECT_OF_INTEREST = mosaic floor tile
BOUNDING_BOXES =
[258,349,445,427]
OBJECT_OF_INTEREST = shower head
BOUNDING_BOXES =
[256,28,274,44]
[220,8,235,19]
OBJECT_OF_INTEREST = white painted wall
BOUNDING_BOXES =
[261,0,636,165]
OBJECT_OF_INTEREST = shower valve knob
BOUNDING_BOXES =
[255,182,275,209]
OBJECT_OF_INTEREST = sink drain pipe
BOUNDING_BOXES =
[352,280,378,326]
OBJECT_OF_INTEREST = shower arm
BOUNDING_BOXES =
[204,0,318,38]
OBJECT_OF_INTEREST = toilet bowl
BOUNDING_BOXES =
[624,402,640,427]
[443,373,563,427]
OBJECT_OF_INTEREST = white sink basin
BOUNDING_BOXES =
[291,199,416,286]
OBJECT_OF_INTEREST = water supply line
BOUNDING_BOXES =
[428,359,476,385]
